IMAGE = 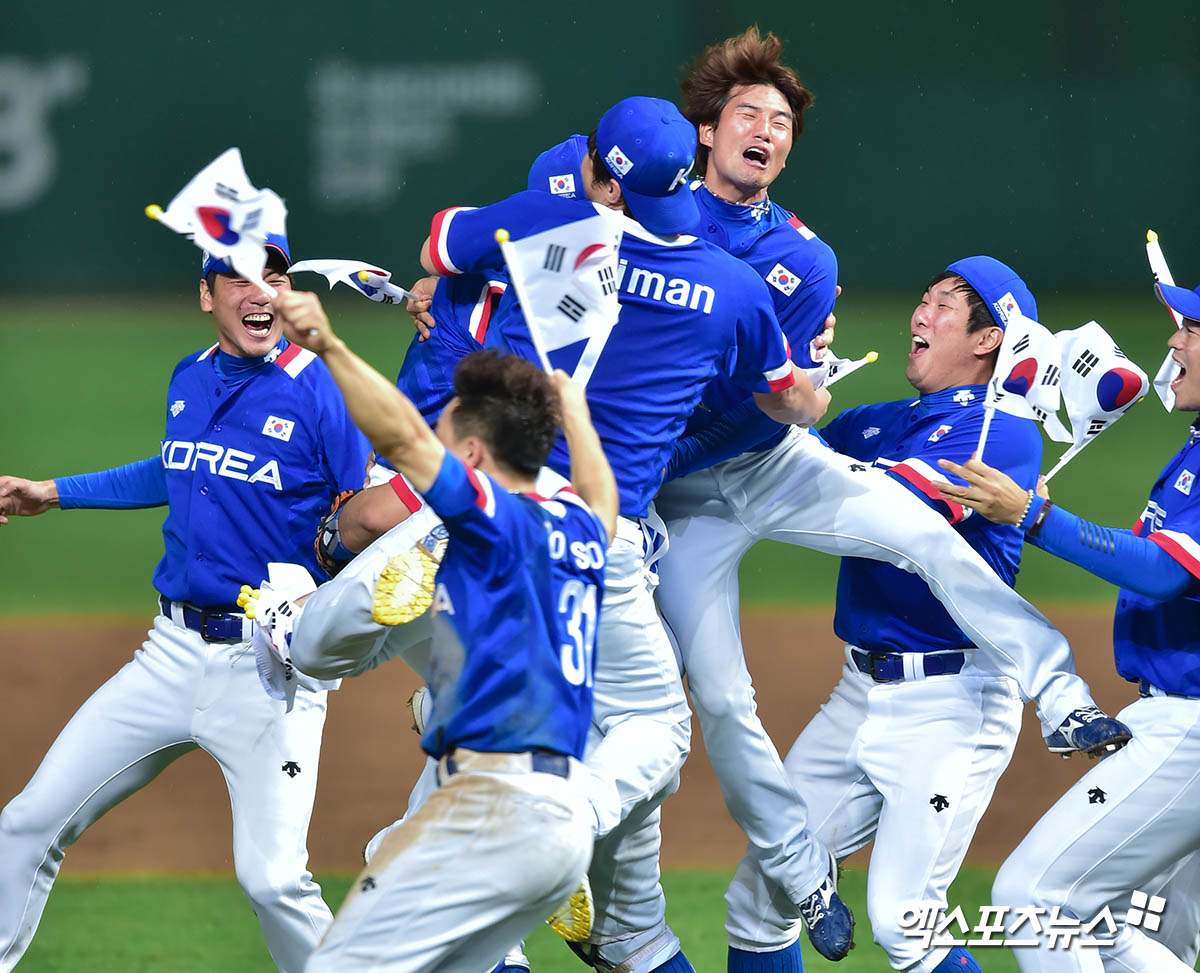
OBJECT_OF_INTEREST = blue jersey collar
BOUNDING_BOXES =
[696,183,772,223]
[916,384,987,414]
[213,338,288,386]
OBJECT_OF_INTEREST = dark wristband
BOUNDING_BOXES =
[1027,499,1054,537]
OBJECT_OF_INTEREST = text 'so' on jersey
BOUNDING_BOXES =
[428,190,795,519]
[1118,419,1200,694]
[419,451,608,760]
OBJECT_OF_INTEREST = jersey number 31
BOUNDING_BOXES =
[558,580,598,687]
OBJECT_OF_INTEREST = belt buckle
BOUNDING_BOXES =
[199,613,218,642]
[867,652,893,682]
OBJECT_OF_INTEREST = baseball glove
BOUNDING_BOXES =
[315,489,361,577]
[371,523,448,626]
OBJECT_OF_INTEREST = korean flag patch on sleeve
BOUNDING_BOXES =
[766,263,801,297]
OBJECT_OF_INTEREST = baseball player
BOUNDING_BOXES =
[0,236,371,972]
[428,98,829,973]
[651,29,1130,968]
[940,279,1200,973]
[720,256,1041,973]
[271,290,616,972]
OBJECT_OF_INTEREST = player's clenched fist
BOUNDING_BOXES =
[274,290,340,355]
[0,476,59,524]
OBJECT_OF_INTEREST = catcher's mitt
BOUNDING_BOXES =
[315,489,361,577]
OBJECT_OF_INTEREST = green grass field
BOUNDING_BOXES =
[23,867,1022,971]
[1,290,1192,613]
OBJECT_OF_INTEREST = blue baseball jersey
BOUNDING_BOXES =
[419,452,607,760]
[684,184,838,452]
[1117,420,1200,694]
[428,191,795,518]
[821,385,1042,654]
[155,340,372,609]
[394,272,508,426]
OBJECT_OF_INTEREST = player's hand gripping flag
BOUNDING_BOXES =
[146,147,287,297]
[1042,320,1147,481]
[287,259,418,306]
[977,311,1072,456]
[1146,230,1184,411]
[495,208,623,386]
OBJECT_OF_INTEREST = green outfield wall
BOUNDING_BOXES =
[3,1,1198,295]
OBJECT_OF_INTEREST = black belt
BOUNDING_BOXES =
[159,595,246,643]
[442,749,571,780]
[1138,679,1200,700]
[851,647,965,683]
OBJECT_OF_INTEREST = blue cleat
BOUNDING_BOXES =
[931,945,983,971]
[1044,706,1131,759]
[798,853,855,961]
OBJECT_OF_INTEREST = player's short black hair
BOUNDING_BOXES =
[585,131,635,221]
[449,350,560,477]
[925,271,997,335]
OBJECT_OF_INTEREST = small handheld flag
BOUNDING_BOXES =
[824,351,878,388]
[492,209,623,385]
[146,147,286,298]
[1146,229,1183,411]
[287,259,418,305]
[977,311,1071,458]
[1042,320,1148,482]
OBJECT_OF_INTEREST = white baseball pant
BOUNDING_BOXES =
[0,612,331,973]
[654,427,1095,902]
[308,750,592,972]
[724,656,1022,971]
[993,693,1200,972]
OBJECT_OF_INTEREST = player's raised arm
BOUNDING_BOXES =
[753,365,831,427]
[274,291,445,492]
[550,370,618,543]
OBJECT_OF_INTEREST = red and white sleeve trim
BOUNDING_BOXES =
[273,344,316,378]
[428,207,471,276]
[890,458,969,524]
[1148,529,1200,580]
[463,466,497,518]
[765,361,796,392]
[468,280,508,344]
[388,472,424,514]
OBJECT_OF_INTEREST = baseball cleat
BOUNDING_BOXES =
[546,875,593,942]
[1045,706,1132,759]
[798,852,855,961]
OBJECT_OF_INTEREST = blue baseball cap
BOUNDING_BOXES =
[1157,281,1200,322]
[595,96,698,235]
[528,134,588,198]
[201,231,291,279]
[945,255,1037,328]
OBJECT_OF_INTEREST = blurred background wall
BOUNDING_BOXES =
[4,1,1198,297]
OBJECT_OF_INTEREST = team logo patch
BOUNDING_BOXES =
[992,290,1018,325]
[928,423,953,443]
[170,399,186,417]
[1176,469,1195,495]
[766,263,800,296]
[548,173,576,196]
[953,389,976,405]
[862,426,881,440]
[262,415,295,442]
[605,144,634,177]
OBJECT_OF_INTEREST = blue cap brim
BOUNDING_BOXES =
[1157,282,1200,322]
[620,183,700,236]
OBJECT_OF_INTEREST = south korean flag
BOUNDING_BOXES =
[766,263,801,297]
[1042,320,1148,481]
[497,205,624,387]
[979,310,1071,455]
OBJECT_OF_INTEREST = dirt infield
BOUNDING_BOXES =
[0,607,1123,874]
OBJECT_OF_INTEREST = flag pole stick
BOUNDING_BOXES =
[495,228,554,374]
[824,351,878,388]
[975,405,995,461]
